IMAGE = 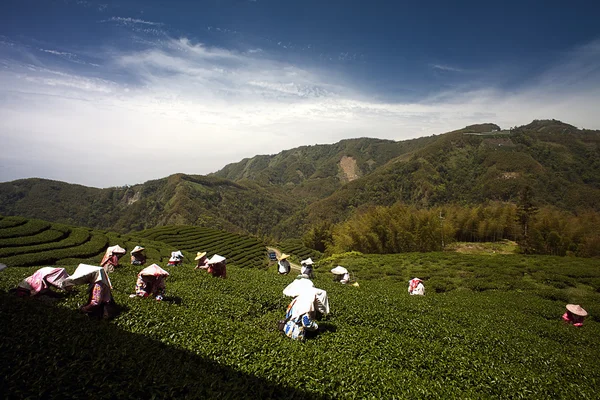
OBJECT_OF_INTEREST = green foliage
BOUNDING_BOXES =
[278,238,323,262]
[0,225,69,247]
[301,222,333,253]
[136,225,268,269]
[0,227,89,257]
[0,251,599,398]
[0,232,108,267]
[327,202,600,257]
[0,120,598,245]
[0,215,28,228]
[0,218,51,239]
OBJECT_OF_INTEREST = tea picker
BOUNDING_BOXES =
[63,264,118,319]
[280,276,329,341]
[194,251,208,270]
[300,257,315,278]
[131,263,169,301]
[167,250,185,266]
[207,254,227,278]
[562,304,587,327]
[277,253,291,275]
[130,246,146,266]
[15,267,71,297]
[408,277,425,295]
[100,244,126,273]
[331,266,351,284]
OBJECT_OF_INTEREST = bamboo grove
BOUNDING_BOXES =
[304,202,600,257]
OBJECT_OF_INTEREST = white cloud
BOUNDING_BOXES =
[102,17,164,26]
[430,64,466,73]
[1,37,599,187]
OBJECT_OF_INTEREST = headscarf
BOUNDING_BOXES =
[289,286,329,320]
[408,278,422,293]
[169,251,184,262]
[101,245,126,266]
[63,264,112,289]
[136,264,169,294]
[18,267,70,295]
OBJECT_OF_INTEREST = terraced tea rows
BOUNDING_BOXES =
[0,216,109,267]
[278,238,323,262]
[0,217,268,269]
[137,225,268,269]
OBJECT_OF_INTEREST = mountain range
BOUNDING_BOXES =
[1,119,598,239]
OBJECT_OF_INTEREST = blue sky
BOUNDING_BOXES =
[1,0,599,187]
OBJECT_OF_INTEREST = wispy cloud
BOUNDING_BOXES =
[40,49,73,56]
[430,63,466,73]
[102,17,164,27]
[1,34,599,187]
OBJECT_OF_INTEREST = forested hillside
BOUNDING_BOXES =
[212,136,437,203]
[0,120,599,251]
[298,120,600,228]
[0,174,294,236]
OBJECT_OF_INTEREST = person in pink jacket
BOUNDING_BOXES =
[562,304,587,327]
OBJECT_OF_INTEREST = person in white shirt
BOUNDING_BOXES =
[278,253,291,275]
[300,257,315,278]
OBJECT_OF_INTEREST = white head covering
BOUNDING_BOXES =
[18,267,70,295]
[283,278,314,297]
[290,287,329,320]
[169,251,184,262]
[63,264,112,289]
[131,246,145,254]
[139,264,170,277]
[107,245,126,256]
[301,257,314,265]
[331,266,348,275]
[207,254,226,264]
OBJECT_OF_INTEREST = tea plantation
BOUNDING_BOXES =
[1,216,600,398]
[0,216,268,269]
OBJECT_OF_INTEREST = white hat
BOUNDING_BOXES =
[131,246,145,254]
[139,264,169,277]
[301,257,314,265]
[207,254,226,264]
[108,245,126,255]
[331,266,348,275]
[566,304,588,317]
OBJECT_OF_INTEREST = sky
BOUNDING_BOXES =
[1,0,599,188]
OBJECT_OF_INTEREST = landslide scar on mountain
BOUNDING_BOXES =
[339,156,360,182]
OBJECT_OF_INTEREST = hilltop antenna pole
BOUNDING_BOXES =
[439,211,445,249]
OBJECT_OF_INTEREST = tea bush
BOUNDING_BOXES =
[0,227,90,258]
[136,226,268,269]
[1,218,599,398]
[0,218,51,239]
[278,238,323,262]
[0,225,69,247]
[0,215,28,228]
[0,258,599,399]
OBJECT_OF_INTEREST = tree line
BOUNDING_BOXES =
[303,201,600,257]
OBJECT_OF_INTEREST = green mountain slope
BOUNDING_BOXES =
[212,136,437,203]
[0,174,294,236]
[0,120,598,239]
[300,120,600,226]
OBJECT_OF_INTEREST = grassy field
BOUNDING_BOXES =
[1,233,599,399]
